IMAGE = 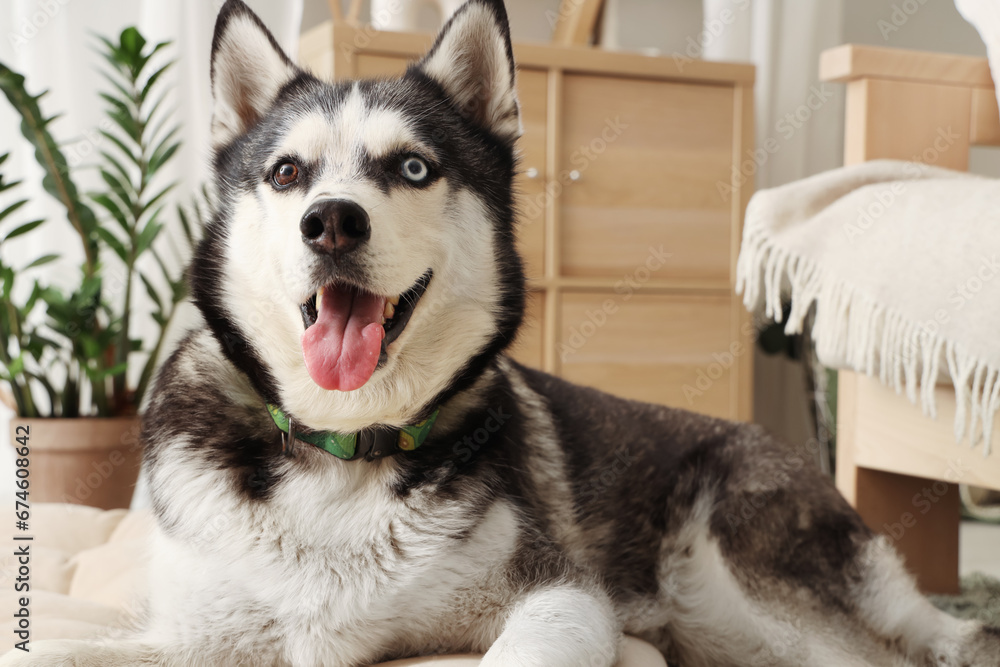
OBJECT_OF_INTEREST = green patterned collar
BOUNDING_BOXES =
[266,404,439,461]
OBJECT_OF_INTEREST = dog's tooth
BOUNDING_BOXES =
[384,301,395,320]
[389,296,400,306]
[316,287,324,312]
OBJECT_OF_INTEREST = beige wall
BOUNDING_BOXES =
[843,0,984,57]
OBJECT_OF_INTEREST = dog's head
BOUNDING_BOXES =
[191,0,525,431]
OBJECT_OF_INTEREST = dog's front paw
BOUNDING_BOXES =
[0,639,151,667]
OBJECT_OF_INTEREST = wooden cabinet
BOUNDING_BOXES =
[559,76,735,284]
[300,23,755,421]
[559,294,736,416]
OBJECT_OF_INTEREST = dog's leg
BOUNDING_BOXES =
[848,537,1000,666]
[480,585,621,667]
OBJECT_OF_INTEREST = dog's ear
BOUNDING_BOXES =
[210,0,300,147]
[415,0,521,144]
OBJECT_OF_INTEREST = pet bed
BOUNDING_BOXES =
[0,503,667,666]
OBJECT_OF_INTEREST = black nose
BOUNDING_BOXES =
[300,199,370,256]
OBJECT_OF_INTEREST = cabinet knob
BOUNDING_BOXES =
[525,167,539,180]
[568,170,582,182]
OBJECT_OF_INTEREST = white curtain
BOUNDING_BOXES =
[699,0,846,449]
[701,0,846,189]
[0,0,303,507]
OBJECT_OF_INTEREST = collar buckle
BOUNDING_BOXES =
[266,403,440,462]
[280,417,298,457]
[353,428,400,461]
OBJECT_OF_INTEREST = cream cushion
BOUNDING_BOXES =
[1,503,666,666]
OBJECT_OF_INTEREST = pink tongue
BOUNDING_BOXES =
[301,285,386,392]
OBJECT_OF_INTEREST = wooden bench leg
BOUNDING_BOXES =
[836,432,960,594]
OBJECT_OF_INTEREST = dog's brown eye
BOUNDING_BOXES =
[273,162,299,187]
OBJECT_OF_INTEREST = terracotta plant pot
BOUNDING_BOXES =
[8,417,142,510]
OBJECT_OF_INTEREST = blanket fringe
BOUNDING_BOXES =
[737,217,998,457]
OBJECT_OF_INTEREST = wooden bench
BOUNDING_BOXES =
[821,44,1000,594]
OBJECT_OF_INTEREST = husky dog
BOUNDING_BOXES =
[7,1,1000,665]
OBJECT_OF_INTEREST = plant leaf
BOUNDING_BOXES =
[138,271,163,310]
[147,140,179,178]
[0,62,99,270]
[91,193,129,232]
[98,91,134,119]
[120,27,146,59]
[99,130,141,167]
[23,253,59,270]
[94,227,127,262]
[135,219,162,256]
[176,205,193,247]
[139,62,172,104]
[99,169,135,209]
[143,91,168,133]
[7,355,24,378]
[2,218,43,241]
[23,281,43,312]
[0,198,28,222]
[107,107,141,144]
[140,182,175,216]
[0,178,21,195]
[97,68,133,103]
[90,360,128,381]
[98,150,133,192]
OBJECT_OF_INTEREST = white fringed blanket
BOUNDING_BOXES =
[736,160,1000,455]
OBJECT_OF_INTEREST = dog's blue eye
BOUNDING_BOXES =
[401,157,428,182]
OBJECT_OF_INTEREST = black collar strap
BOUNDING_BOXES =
[266,404,439,461]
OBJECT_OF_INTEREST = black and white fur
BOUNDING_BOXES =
[6,1,999,665]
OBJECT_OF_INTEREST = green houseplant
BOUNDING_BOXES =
[0,28,205,508]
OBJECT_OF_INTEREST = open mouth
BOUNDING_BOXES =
[299,270,432,392]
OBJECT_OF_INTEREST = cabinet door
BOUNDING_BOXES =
[514,68,547,282]
[558,293,742,419]
[559,75,735,286]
